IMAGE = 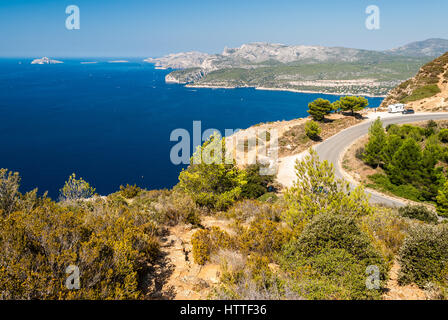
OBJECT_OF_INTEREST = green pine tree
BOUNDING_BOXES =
[381,134,403,166]
[386,137,422,186]
[339,96,369,115]
[437,180,448,217]
[363,118,386,167]
[307,98,333,121]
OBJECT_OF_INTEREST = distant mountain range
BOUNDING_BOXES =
[145,39,448,96]
[384,38,448,57]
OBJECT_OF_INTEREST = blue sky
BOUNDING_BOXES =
[0,0,447,57]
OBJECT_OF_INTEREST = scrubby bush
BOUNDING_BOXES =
[59,173,95,202]
[237,218,290,258]
[149,190,201,226]
[119,184,142,199]
[191,227,233,265]
[178,132,247,211]
[239,164,274,199]
[439,129,448,142]
[283,149,372,229]
[281,214,387,300]
[257,192,278,203]
[0,194,160,299]
[226,199,284,223]
[425,120,438,137]
[305,120,321,140]
[0,169,20,216]
[360,208,409,263]
[214,252,300,300]
[398,224,448,287]
[398,205,438,224]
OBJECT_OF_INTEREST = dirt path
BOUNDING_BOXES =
[383,261,427,300]
[151,216,232,300]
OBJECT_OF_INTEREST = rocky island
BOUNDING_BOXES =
[31,57,63,65]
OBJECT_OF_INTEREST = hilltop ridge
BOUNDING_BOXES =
[146,39,448,96]
[380,51,448,111]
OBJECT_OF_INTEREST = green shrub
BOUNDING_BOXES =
[226,199,284,223]
[360,208,408,263]
[288,215,383,262]
[368,174,422,202]
[0,193,161,299]
[237,218,289,258]
[59,173,95,202]
[0,169,20,216]
[425,120,438,137]
[283,149,372,229]
[257,192,278,203]
[398,224,448,287]
[177,132,247,211]
[439,129,448,143]
[305,120,321,140]
[150,191,201,226]
[240,164,274,199]
[281,214,387,300]
[398,205,438,224]
[119,184,142,199]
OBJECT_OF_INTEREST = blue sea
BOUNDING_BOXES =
[0,58,383,198]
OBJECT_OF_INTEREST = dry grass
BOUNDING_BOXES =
[279,114,363,157]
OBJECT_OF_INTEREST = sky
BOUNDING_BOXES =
[0,0,447,57]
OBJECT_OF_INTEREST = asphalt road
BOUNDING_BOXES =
[314,113,448,207]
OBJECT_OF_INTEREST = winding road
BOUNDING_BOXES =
[278,113,448,207]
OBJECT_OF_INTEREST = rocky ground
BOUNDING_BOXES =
[149,216,234,300]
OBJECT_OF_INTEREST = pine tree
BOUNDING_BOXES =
[363,118,386,167]
[283,149,372,229]
[437,180,448,217]
[307,98,332,121]
[386,137,422,186]
[419,137,444,201]
[381,134,403,166]
[339,96,369,115]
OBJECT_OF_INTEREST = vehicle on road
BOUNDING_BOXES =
[387,103,406,113]
[402,109,415,114]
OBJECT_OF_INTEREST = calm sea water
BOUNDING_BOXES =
[0,58,383,198]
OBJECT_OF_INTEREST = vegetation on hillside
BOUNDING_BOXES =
[2,124,448,300]
[381,52,448,107]
[362,119,448,214]
[307,96,368,121]
[190,57,430,96]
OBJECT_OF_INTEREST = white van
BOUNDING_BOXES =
[387,103,406,113]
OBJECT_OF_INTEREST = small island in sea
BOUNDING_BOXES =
[31,57,63,64]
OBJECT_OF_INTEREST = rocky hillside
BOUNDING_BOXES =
[145,40,448,96]
[145,43,375,71]
[380,51,448,111]
[384,38,448,57]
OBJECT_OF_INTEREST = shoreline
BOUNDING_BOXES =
[254,86,387,98]
[183,83,387,98]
